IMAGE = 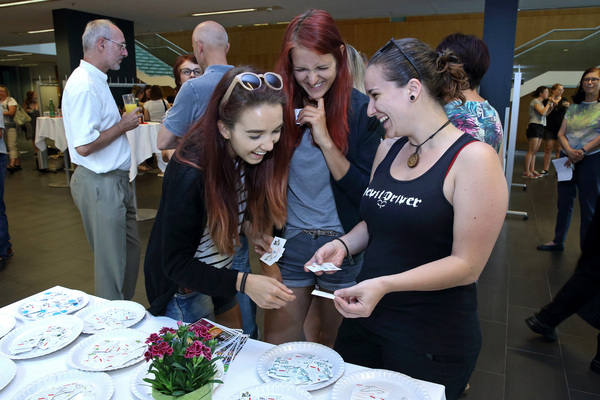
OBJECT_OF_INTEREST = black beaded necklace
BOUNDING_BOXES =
[407,120,452,168]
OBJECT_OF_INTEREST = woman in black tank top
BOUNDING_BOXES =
[304,38,508,400]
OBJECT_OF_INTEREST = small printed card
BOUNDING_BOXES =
[351,383,392,400]
[85,308,137,332]
[294,109,302,124]
[27,382,98,400]
[267,353,333,386]
[9,325,72,355]
[82,338,146,370]
[237,391,284,400]
[306,262,341,273]
[20,290,82,319]
[311,289,335,300]
[260,236,287,266]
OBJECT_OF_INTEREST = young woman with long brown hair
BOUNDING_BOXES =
[261,9,383,346]
[144,66,295,325]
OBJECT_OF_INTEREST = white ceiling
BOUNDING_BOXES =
[1,0,599,68]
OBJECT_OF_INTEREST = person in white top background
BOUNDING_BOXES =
[0,114,12,271]
[62,19,142,300]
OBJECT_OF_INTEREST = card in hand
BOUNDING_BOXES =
[260,236,286,266]
[306,262,341,273]
[311,289,335,300]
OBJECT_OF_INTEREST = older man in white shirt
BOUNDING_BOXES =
[62,19,141,300]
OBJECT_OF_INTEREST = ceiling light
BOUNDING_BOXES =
[7,53,32,57]
[191,8,257,17]
[27,29,54,34]
[253,23,268,27]
[1,58,23,61]
[0,0,49,8]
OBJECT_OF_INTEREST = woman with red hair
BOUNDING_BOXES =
[144,67,296,326]
[262,9,383,346]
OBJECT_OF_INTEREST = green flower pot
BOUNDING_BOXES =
[152,385,212,400]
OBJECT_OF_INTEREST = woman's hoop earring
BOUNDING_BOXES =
[410,95,416,102]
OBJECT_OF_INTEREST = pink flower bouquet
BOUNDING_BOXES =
[144,322,222,396]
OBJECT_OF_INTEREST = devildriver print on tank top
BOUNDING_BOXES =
[358,133,479,356]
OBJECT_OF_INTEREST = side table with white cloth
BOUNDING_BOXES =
[125,122,164,221]
[35,117,165,220]
[0,286,446,400]
[34,117,71,187]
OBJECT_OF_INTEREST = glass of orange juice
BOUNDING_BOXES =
[122,94,137,114]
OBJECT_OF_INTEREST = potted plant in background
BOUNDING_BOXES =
[144,322,222,400]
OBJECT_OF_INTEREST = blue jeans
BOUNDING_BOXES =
[0,154,11,258]
[165,290,216,323]
[232,236,258,338]
[553,151,600,248]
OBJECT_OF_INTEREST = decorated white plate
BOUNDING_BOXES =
[0,354,17,391]
[67,328,148,372]
[75,300,146,334]
[17,288,89,321]
[256,341,344,391]
[331,369,431,400]
[12,369,114,400]
[0,313,16,338]
[131,359,225,400]
[0,315,83,359]
[226,382,312,400]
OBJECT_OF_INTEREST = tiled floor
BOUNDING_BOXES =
[1,137,599,399]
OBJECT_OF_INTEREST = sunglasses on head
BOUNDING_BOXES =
[377,38,422,82]
[220,72,283,106]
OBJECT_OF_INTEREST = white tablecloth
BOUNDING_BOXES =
[126,122,165,182]
[0,287,446,399]
[34,117,164,182]
[35,117,68,152]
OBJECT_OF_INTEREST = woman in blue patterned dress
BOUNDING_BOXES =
[436,33,503,160]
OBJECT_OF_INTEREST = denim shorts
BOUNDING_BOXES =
[278,231,363,291]
[164,291,238,324]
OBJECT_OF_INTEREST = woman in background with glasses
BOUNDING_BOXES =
[305,38,507,399]
[261,9,383,347]
[171,54,202,101]
[144,67,295,326]
[537,67,600,252]
[162,55,203,163]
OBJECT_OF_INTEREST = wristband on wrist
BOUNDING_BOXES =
[334,238,354,265]
[239,272,250,294]
[582,147,588,154]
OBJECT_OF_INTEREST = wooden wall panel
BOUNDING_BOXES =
[159,7,599,72]
[158,7,599,150]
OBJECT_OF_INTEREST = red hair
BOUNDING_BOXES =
[276,9,351,154]
[176,67,289,256]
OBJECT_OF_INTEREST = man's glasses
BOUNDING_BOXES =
[220,72,283,106]
[378,38,421,82]
[103,37,126,50]
[583,77,599,83]
[180,68,202,77]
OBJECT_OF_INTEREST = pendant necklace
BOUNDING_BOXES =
[407,120,452,168]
